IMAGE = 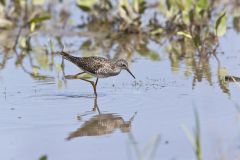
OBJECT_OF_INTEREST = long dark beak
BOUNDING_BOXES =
[126,68,135,79]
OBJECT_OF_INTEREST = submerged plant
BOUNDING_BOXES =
[182,109,202,160]
[128,133,160,160]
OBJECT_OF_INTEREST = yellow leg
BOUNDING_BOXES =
[78,78,97,96]
[64,73,98,96]
[93,78,98,96]
[65,72,85,79]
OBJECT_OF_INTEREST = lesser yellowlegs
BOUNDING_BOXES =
[57,51,135,96]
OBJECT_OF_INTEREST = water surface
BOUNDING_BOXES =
[1,1,240,160]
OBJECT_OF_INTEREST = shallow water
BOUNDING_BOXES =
[1,46,240,160]
[1,1,240,160]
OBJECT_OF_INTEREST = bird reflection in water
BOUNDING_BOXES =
[67,97,137,140]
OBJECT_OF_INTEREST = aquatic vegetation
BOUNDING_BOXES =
[39,155,47,160]
[0,0,239,96]
[182,109,202,160]
[1,1,240,160]
[128,133,160,160]
[0,0,236,92]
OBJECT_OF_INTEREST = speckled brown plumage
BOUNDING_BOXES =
[59,52,121,77]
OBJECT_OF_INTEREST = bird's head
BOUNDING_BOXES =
[115,59,135,79]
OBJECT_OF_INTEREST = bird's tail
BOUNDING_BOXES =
[56,51,79,64]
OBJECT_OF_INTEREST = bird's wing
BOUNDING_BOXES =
[96,66,115,77]
[79,57,112,75]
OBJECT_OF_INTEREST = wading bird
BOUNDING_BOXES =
[58,51,135,96]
